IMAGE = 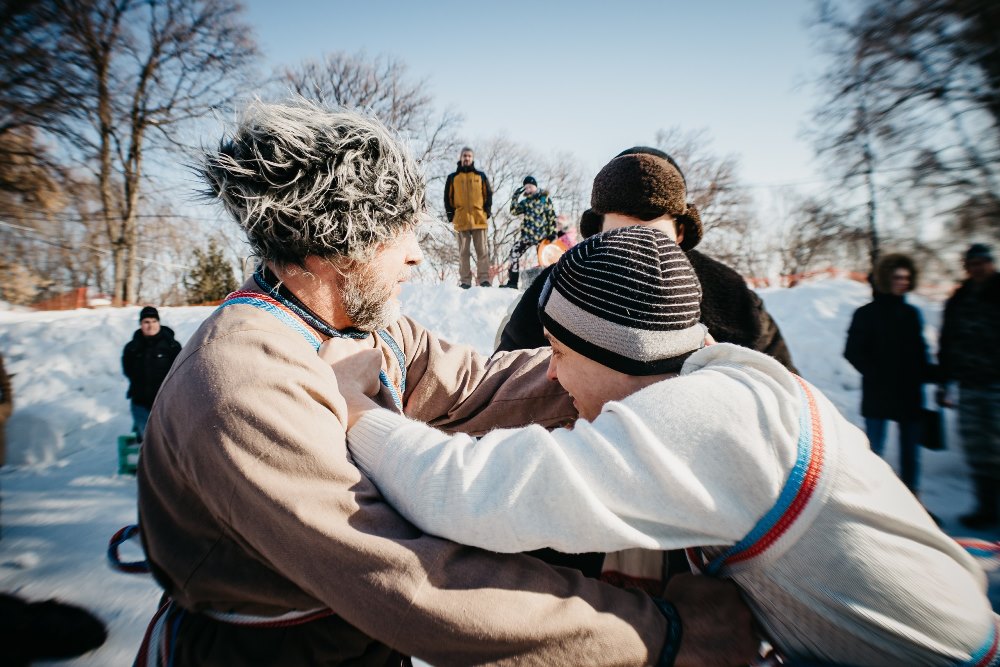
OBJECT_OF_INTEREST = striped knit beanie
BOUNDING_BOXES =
[539,226,706,375]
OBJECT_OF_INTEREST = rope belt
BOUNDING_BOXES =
[133,598,337,667]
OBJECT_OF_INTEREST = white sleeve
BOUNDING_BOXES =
[348,393,774,554]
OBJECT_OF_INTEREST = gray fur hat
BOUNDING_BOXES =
[199,99,426,266]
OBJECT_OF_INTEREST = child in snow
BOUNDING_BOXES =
[333,226,997,667]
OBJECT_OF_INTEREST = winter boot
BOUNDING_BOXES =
[959,476,999,529]
[502,270,519,289]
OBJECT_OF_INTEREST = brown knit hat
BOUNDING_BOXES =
[590,147,703,251]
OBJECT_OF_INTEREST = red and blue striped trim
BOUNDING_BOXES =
[704,375,824,575]
[108,524,151,574]
[217,290,405,410]
[965,617,1000,667]
[218,291,322,351]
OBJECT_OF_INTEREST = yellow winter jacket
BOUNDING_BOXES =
[444,163,493,232]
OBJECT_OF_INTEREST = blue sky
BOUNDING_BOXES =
[244,0,828,197]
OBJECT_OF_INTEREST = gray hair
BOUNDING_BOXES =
[199,99,426,265]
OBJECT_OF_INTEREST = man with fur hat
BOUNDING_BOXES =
[495,147,796,374]
[134,99,755,666]
[338,226,997,667]
[845,253,936,494]
[503,176,558,289]
[939,242,1000,529]
[121,305,181,442]
[444,146,493,288]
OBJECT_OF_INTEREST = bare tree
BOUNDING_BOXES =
[0,1,78,138]
[36,0,260,304]
[774,194,867,282]
[652,127,766,275]
[416,137,588,283]
[809,0,1000,260]
[280,51,463,174]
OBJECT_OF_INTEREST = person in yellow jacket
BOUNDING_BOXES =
[444,146,493,288]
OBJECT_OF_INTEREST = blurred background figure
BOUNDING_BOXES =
[939,243,1000,529]
[845,253,935,497]
[503,175,558,289]
[0,352,11,468]
[121,306,181,442]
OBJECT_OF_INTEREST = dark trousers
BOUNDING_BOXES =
[865,417,921,492]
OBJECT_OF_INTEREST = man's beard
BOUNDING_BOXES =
[340,263,400,332]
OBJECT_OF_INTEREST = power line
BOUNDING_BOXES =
[0,219,193,270]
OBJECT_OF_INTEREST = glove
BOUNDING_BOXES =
[513,186,524,196]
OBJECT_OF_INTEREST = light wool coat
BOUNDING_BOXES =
[137,279,671,666]
[350,344,995,667]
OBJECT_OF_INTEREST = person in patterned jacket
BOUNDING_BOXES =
[503,176,558,289]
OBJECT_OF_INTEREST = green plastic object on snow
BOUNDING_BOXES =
[117,434,140,475]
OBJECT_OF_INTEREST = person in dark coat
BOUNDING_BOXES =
[121,306,181,442]
[938,243,1000,528]
[495,148,797,375]
[845,253,935,493]
[492,148,798,588]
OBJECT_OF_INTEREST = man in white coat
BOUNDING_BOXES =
[331,226,997,667]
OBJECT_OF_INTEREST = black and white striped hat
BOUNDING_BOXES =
[538,226,706,375]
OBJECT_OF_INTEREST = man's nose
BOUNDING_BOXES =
[405,230,423,266]
[545,356,558,382]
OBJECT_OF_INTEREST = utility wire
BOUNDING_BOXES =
[0,219,193,271]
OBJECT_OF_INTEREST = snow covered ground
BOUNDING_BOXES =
[0,278,996,665]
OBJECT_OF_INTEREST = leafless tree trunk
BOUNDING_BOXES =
[46,0,259,304]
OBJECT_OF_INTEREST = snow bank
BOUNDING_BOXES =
[0,279,994,666]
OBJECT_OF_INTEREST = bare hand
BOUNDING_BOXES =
[667,574,758,667]
[319,339,385,429]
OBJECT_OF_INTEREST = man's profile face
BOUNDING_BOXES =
[339,228,423,332]
[965,257,995,283]
[889,268,912,296]
[459,150,474,167]
[543,331,633,422]
[602,212,681,244]
[140,317,161,337]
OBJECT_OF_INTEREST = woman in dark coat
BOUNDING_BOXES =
[845,253,934,493]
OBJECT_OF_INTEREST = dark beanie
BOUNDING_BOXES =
[139,306,159,322]
[966,243,994,262]
[523,175,537,187]
[591,148,704,251]
[539,226,706,375]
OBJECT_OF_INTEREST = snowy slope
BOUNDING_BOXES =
[0,278,995,666]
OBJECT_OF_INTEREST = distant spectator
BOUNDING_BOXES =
[0,352,10,467]
[938,243,1000,529]
[494,208,604,354]
[503,176,558,289]
[495,149,798,374]
[444,147,493,288]
[845,253,935,494]
[121,306,181,442]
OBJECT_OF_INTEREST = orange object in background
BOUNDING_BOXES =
[537,239,566,267]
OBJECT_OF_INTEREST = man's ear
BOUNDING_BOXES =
[675,221,685,246]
